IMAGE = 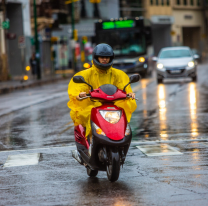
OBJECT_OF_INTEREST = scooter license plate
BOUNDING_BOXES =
[170,70,181,74]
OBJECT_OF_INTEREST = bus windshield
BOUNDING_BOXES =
[97,31,146,56]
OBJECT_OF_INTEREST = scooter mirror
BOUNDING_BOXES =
[73,76,86,83]
[123,74,141,92]
[129,74,141,84]
[73,75,94,91]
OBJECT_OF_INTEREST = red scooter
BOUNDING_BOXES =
[72,74,140,182]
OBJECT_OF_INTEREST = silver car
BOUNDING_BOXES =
[153,47,198,83]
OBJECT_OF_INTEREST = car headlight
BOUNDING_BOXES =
[125,124,131,136]
[99,110,121,124]
[157,63,165,71]
[188,61,195,68]
[93,122,106,136]
[139,57,145,63]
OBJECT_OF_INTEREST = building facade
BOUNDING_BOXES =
[143,0,206,56]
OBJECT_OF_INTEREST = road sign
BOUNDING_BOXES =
[2,21,10,29]
[18,36,25,48]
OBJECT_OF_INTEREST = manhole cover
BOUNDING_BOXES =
[3,153,40,168]
[136,144,182,156]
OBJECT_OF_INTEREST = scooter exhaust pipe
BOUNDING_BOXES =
[71,150,84,165]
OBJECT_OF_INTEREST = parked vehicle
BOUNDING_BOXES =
[153,46,198,83]
[72,74,140,182]
[191,49,201,63]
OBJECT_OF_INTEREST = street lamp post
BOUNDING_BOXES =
[33,0,41,79]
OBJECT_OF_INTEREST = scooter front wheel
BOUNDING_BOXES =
[106,149,120,182]
[86,167,98,177]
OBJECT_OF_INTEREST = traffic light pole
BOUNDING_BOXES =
[33,0,41,79]
[1,0,9,80]
[71,1,77,72]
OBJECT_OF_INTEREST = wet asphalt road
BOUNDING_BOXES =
[0,62,208,205]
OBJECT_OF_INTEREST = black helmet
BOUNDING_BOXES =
[93,43,114,70]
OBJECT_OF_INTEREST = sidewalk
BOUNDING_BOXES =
[0,73,74,95]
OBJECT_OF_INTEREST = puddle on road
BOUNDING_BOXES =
[136,144,182,156]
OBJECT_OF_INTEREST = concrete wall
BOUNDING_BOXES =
[152,25,172,55]
[171,9,205,50]
[84,0,119,19]
[143,0,173,19]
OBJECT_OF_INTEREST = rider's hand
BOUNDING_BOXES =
[127,92,136,99]
[76,92,87,100]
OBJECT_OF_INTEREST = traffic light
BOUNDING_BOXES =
[82,36,88,44]
[89,0,101,3]
[73,29,78,41]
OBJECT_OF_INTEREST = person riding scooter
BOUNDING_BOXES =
[67,43,137,140]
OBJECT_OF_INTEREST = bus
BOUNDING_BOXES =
[94,17,152,76]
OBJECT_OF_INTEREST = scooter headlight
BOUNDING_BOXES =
[99,110,121,124]
[93,122,106,136]
[125,123,131,136]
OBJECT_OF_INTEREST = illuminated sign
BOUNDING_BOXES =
[102,20,135,29]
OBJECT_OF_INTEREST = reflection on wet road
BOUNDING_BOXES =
[0,64,208,149]
[189,83,198,138]
[158,84,168,140]
[0,63,208,205]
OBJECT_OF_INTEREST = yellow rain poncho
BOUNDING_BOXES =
[67,63,137,137]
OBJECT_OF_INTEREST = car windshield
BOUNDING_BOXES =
[159,49,192,59]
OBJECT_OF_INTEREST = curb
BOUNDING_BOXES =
[0,74,74,95]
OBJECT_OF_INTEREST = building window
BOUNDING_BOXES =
[161,0,164,5]
[197,0,200,6]
[167,0,170,6]
[120,0,143,17]
[150,0,154,5]
[177,0,180,5]
[156,0,159,5]
[183,0,187,5]
[190,0,194,5]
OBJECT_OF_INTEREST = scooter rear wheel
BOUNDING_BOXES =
[106,150,120,182]
[86,167,98,177]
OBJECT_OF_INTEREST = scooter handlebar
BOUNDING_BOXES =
[126,94,138,101]
[79,94,138,101]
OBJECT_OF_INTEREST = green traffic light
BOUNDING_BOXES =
[2,21,10,29]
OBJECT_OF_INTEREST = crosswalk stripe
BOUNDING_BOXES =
[0,145,76,153]
[132,138,208,144]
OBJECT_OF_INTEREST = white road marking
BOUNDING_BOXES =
[136,144,183,156]
[0,145,76,153]
[3,153,40,168]
[132,139,208,144]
